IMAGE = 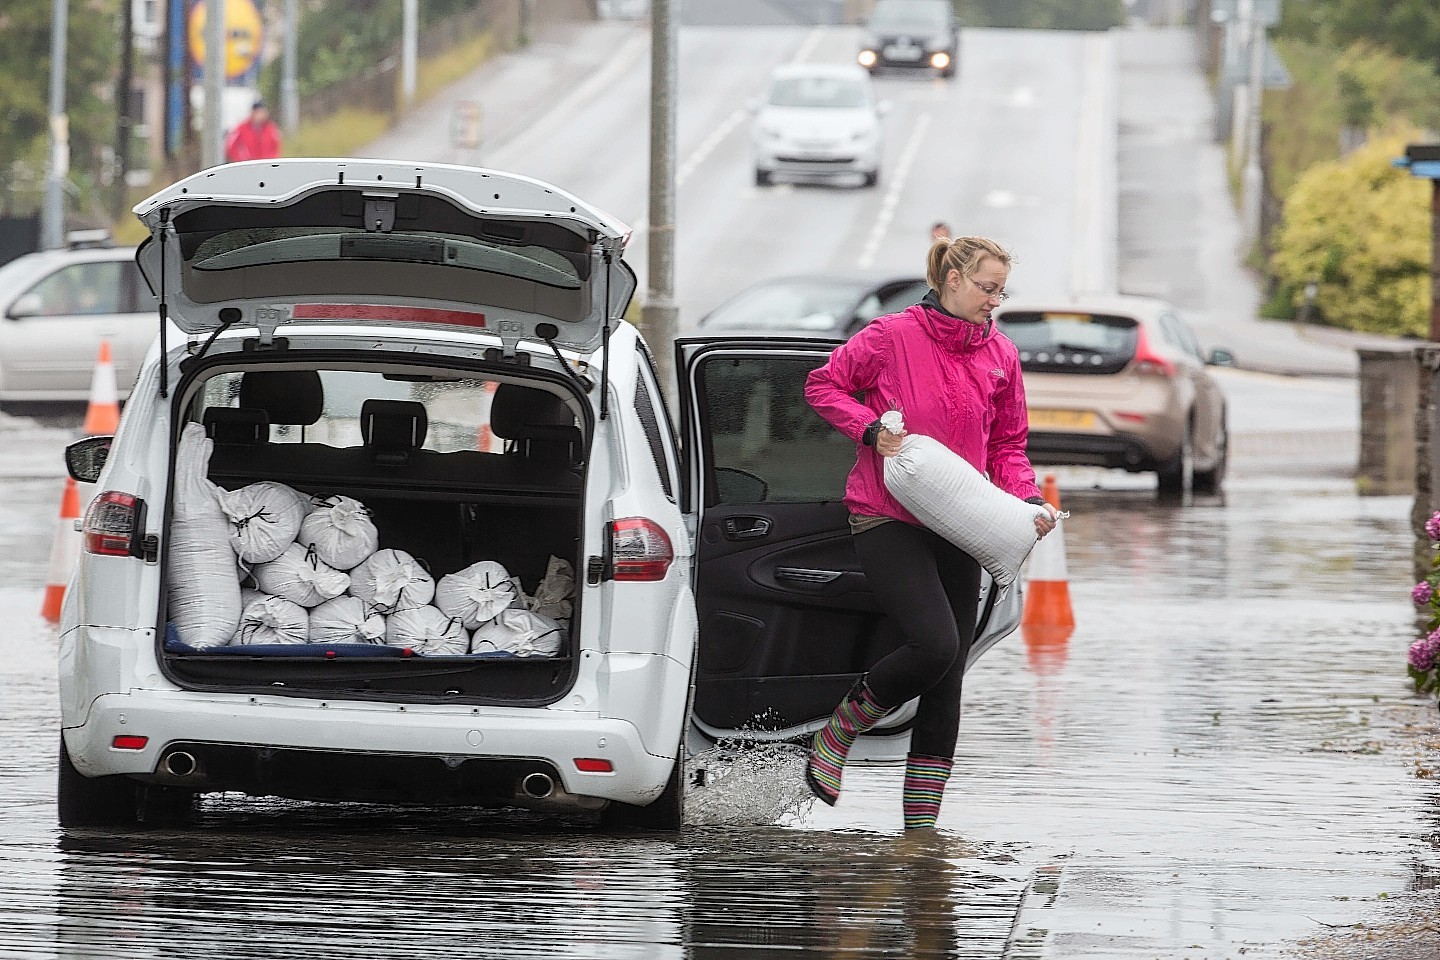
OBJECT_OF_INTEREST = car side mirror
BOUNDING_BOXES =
[9,293,42,319]
[66,435,113,484]
[1206,347,1237,367]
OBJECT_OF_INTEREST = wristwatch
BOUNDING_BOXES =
[862,419,883,446]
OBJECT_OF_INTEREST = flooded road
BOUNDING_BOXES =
[2,408,1437,959]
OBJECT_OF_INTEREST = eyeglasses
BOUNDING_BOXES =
[971,279,1009,303]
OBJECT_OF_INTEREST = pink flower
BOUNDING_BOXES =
[1426,512,1440,541]
[1414,581,1434,605]
[1410,637,1437,672]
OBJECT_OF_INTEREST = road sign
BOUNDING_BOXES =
[188,0,263,79]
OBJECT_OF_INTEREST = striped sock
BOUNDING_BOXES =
[805,679,891,806]
[902,754,953,829]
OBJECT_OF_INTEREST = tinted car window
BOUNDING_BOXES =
[874,280,928,317]
[702,280,866,333]
[997,311,1139,375]
[694,354,852,505]
[634,356,676,502]
[768,76,869,109]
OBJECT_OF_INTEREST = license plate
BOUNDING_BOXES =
[884,44,922,61]
[1028,408,1097,430]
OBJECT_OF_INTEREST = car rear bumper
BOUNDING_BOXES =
[62,689,675,808]
[1027,431,1161,472]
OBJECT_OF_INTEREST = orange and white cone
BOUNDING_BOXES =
[81,339,120,436]
[1022,474,1075,664]
[40,477,83,624]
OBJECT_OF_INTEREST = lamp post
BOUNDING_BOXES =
[40,0,69,250]
[641,0,678,398]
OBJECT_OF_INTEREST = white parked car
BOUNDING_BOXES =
[57,159,1018,831]
[0,236,155,410]
[751,63,887,188]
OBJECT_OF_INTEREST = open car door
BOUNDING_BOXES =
[677,338,1021,744]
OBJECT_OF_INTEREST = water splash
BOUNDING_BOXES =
[685,736,815,827]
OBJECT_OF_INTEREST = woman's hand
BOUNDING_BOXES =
[876,429,906,458]
[1034,503,1060,538]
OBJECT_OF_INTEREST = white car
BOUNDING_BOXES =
[56,159,1018,831]
[751,63,886,188]
[0,238,155,409]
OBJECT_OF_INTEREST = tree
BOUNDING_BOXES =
[0,0,119,215]
[954,0,1124,30]
[1269,135,1431,336]
[1278,0,1440,72]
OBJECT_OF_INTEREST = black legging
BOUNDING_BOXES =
[853,521,983,759]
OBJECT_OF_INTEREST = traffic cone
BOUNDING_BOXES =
[81,339,120,436]
[1021,474,1075,659]
[40,477,83,624]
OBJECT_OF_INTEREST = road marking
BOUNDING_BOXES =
[678,108,748,187]
[791,26,826,64]
[856,111,932,271]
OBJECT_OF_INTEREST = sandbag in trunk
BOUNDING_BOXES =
[471,608,566,658]
[253,543,351,608]
[435,560,519,628]
[384,605,469,656]
[309,595,386,644]
[297,495,379,570]
[527,555,575,622]
[217,481,309,564]
[232,595,309,646]
[350,549,435,614]
[166,423,241,649]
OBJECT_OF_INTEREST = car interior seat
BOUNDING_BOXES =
[490,384,581,467]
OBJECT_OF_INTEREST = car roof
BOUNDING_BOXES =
[995,293,1175,324]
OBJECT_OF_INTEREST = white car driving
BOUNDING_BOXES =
[751,63,887,188]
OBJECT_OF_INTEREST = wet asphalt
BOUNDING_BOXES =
[2,409,1437,959]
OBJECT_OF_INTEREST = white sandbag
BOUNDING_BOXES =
[471,608,566,658]
[240,587,268,609]
[232,595,310,646]
[350,549,435,614]
[309,596,386,644]
[217,481,309,564]
[167,423,242,649]
[297,495,379,570]
[434,560,519,628]
[526,555,575,621]
[253,543,351,608]
[882,430,1048,587]
[384,605,469,655]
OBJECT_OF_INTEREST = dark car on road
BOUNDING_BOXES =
[857,0,959,78]
[697,274,929,339]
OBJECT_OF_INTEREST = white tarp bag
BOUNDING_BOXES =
[240,587,267,609]
[384,605,469,655]
[309,596,386,645]
[471,608,566,657]
[435,560,519,628]
[253,543,351,608]
[167,423,242,649]
[217,481,309,564]
[527,556,575,622]
[232,595,310,646]
[881,413,1048,587]
[350,549,435,614]
[297,496,379,570]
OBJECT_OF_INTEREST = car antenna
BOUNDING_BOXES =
[156,208,170,398]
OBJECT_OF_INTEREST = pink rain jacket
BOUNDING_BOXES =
[804,299,1042,526]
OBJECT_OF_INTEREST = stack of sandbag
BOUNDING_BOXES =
[167,424,242,649]
[384,605,470,655]
[309,596,386,645]
[471,607,566,657]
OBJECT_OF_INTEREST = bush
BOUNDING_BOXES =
[1268,135,1431,336]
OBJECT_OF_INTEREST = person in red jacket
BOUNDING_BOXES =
[802,234,1060,830]
[225,100,282,162]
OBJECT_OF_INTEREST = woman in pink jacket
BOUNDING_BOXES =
[803,235,1059,830]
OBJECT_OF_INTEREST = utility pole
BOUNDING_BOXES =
[282,0,299,132]
[1240,0,1266,253]
[203,0,227,168]
[642,0,679,397]
[402,0,418,109]
[41,0,69,250]
[114,0,136,222]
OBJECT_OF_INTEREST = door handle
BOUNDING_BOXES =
[774,566,843,584]
[722,516,771,541]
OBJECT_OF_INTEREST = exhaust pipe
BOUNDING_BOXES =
[162,751,198,778]
[520,772,555,799]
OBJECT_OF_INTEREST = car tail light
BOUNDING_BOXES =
[83,491,140,556]
[1114,412,1148,423]
[111,735,148,750]
[1131,328,1176,377]
[610,518,674,582]
[574,758,614,773]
